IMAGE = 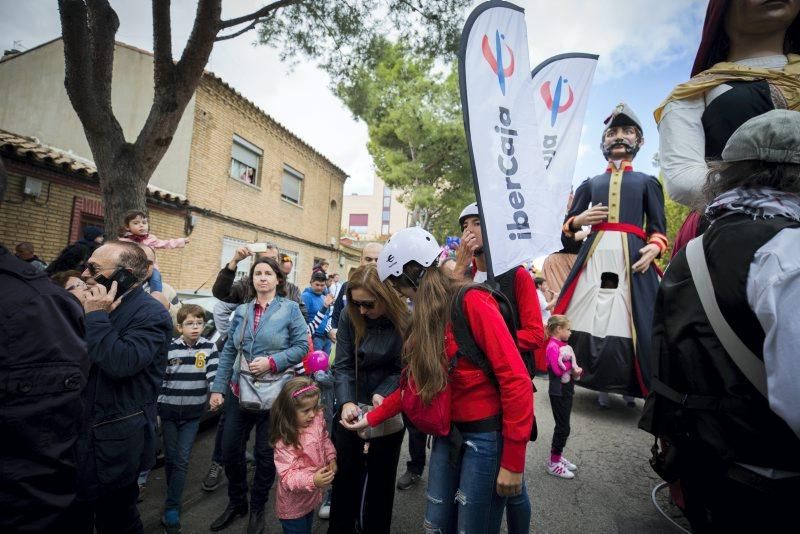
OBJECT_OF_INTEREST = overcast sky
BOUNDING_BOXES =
[0,0,706,195]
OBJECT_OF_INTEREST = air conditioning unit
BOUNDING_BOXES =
[24,177,44,198]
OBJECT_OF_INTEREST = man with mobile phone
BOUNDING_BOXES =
[72,240,173,532]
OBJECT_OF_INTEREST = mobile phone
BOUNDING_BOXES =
[248,242,268,253]
[94,267,138,295]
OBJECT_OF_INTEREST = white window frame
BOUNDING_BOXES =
[221,236,251,280]
[230,134,263,186]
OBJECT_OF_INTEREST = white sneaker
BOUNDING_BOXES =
[548,461,575,479]
[318,491,331,519]
[560,457,577,471]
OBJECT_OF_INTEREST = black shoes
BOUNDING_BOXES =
[396,470,421,490]
[209,502,248,532]
[247,508,265,534]
[202,462,224,492]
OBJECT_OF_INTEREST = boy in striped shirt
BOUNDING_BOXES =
[158,304,219,533]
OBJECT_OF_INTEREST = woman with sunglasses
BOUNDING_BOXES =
[342,227,533,534]
[328,264,409,534]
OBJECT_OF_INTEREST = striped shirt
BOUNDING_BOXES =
[157,336,219,420]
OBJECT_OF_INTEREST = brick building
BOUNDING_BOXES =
[0,39,348,292]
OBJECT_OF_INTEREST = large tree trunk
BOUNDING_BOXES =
[57,0,295,237]
[96,145,149,237]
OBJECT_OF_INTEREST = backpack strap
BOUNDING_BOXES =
[685,236,768,398]
[450,285,505,386]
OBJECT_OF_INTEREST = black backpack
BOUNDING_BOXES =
[449,284,537,441]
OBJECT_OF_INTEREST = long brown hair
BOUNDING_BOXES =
[403,264,467,404]
[346,264,409,349]
[269,377,321,448]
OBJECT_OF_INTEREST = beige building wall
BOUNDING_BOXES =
[0,39,194,197]
[179,76,347,291]
[341,175,409,241]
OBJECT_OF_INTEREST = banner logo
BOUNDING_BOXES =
[482,30,516,95]
[540,76,574,126]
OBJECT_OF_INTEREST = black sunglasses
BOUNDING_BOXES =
[350,299,376,310]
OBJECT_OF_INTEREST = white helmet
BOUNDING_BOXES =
[458,202,479,228]
[378,227,441,282]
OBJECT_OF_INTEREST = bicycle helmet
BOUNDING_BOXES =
[377,227,440,282]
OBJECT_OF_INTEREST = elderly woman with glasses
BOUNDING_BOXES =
[51,269,90,303]
[328,264,410,534]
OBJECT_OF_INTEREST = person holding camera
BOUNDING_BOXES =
[328,264,409,534]
[71,240,174,532]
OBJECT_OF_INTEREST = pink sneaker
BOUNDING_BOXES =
[560,457,577,471]
[548,461,575,479]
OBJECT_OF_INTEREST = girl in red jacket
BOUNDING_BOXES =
[342,227,534,534]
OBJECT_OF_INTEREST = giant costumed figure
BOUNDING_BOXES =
[656,0,800,254]
[554,104,667,398]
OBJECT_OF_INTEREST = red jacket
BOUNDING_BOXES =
[509,266,545,352]
[367,288,534,472]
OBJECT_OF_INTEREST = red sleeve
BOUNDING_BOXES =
[365,386,402,427]
[514,267,545,351]
[464,290,533,473]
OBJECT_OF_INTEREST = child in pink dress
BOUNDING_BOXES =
[270,377,337,533]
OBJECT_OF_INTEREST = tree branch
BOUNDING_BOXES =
[86,0,119,117]
[219,0,300,29]
[136,0,220,173]
[152,0,174,91]
[58,0,94,120]
[215,17,261,42]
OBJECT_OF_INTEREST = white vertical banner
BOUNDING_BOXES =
[458,0,545,279]
[531,53,598,250]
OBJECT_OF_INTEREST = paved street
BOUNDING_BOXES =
[139,379,687,533]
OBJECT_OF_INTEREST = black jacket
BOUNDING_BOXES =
[212,266,306,318]
[0,246,88,532]
[333,311,403,406]
[77,285,173,499]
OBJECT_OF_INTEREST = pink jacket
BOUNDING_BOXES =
[274,412,336,520]
[120,232,187,249]
[546,337,570,378]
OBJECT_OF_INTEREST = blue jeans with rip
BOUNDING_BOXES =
[279,510,314,533]
[162,417,201,513]
[424,430,506,534]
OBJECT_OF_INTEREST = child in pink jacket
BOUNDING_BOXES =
[270,377,337,533]
[119,209,188,292]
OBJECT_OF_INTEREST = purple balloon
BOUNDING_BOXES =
[304,350,330,374]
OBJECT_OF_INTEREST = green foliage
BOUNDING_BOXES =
[334,39,473,240]
[257,0,471,86]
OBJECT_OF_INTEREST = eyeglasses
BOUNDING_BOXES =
[182,321,205,328]
[66,281,88,292]
[85,262,117,276]
[350,299,376,310]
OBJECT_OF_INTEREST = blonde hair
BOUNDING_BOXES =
[403,265,468,405]
[546,314,570,336]
[346,264,409,349]
[269,377,321,448]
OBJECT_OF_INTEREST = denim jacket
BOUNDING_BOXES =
[211,296,308,394]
